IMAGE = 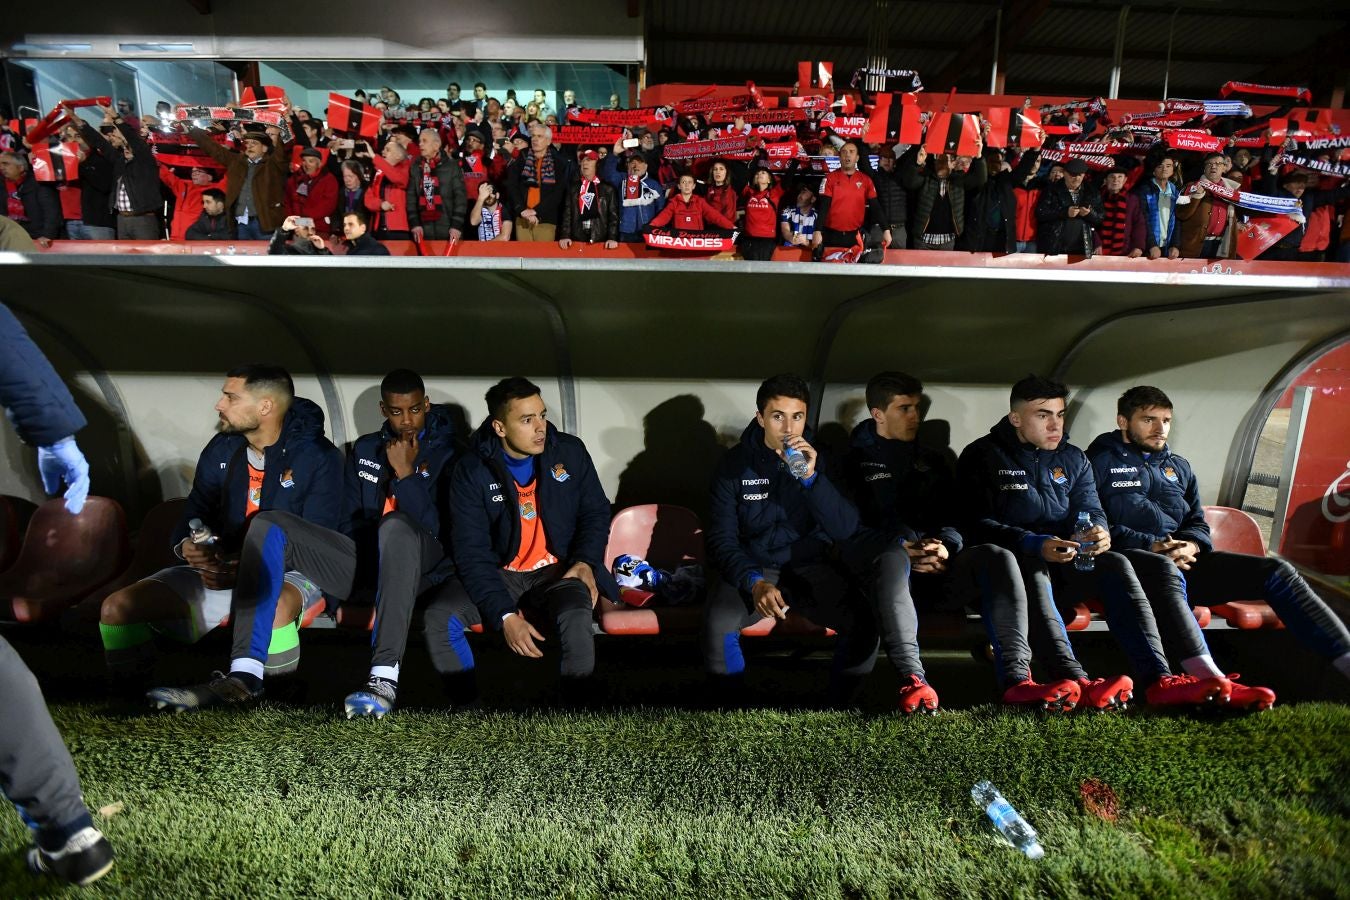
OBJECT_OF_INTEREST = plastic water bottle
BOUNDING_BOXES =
[187,517,217,546]
[782,438,810,479]
[1072,511,1096,572]
[972,780,1044,859]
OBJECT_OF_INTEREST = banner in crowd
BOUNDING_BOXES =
[749,124,797,139]
[1038,97,1107,118]
[924,112,980,156]
[1037,148,1116,170]
[1064,139,1153,155]
[849,67,923,93]
[175,105,293,142]
[29,141,79,182]
[819,113,868,140]
[1118,112,1198,128]
[1193,178,1303,215]
[1163,99,1252,118]
[863,93,922,145]
[1164,129,1226,153]
[568,107,677,129]
[551,126,626,145]
[644,228,739,252]
[983,108,1043,149]
[674,83,763,116]
[709,108,808,125]
[327,94,382,139]
[1236,214,1300,259]
[1219,81,1312,105]
[1283,155,1350,179]
[240,86,286,111]
[798,60,834,92]
[660,136,757,161]
[1295,135,1350,152]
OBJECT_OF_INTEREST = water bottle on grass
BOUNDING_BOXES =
[972,780,1045,859]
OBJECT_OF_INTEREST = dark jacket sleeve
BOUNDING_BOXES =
[0,303,86,445]
[450,460,516,626]
[190,128,236,167]
[1067,454,1108,533]
[705,458,761,592]
[25,180,62,239]
[185,215,208,241]
[299,443,344,531]
[1174,462,1213,552]
[602,184,620,242]
[504,157,528,215]
[172,439,226,550]
[956,443,1046,555]
[442,162,467,231]
[803,464,861,544]
[339,445,367,539]
[562,446,615,593]
[390,464,441,537]
[897,155,925,192]
[559,179,577,239]
[79,122,114,160]
[1125,193,1147,254]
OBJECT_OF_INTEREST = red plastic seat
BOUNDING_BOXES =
[1202,505,1284,629]
[1064,603,1092,631]
[0,497,130,623]
[599,504,705,636]
[85,498,187,602]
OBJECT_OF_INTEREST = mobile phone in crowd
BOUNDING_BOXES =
[296,217,315,228]
[622,138,640,149]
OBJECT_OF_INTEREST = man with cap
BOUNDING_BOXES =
[601,133,665,242]
[190,120,292,240]
[1098,166,1143,256]
[1035,158,1103,256]
[559,149,619,249]
[284,148,338,236]
[157,159,225,242]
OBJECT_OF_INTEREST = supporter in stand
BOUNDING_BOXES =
[185,188,235,240]
[738,167,783,261]
[469,181,513,242]
[1036,159,1102,256]
[870,144,908,251]
[339,207,390,256]
[158,161,224,243]
[336,159,369,221]
[647,173,737,235]
[1010,150,1044,253]
[470,82,488,115]
[558,150,619,249]
[812,140,892,254]
[56,124,113,241]
[284,148,338,236]
[79,103,162,239]
[506,124,572,242]
[704,160,738,225]
[188,122,290,241]
[1248,165,1350,262]
[267,214,329,254]
[601,138,665,242]
[407,128,467,245]
[900,144,986,251]
[1098,167,1143,257]
[965,146,1037,253]
[360,139,412,242]
[1174,152,1241,259]
[1298,166,1342,261]
[1133,155,1182,259]
[0,152,60,247]
[780,183,818,248]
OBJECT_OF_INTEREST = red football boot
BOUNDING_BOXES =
[1225,674,1276,711]
[1002,678,1081,712]
[897,674,939,715]
[1145,673,1232,707]
[1076,675,1134,710]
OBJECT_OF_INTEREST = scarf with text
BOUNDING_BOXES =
[1219,82,1312,105]
[1037,148,1115,171]
[551,126,626,144]
[1282,155,1350,179]
[1039,97,1107,118]
[1192,179,1302,215]
[849,67,923,93]
[567,107,676,129]
[661,136,758,161]
[416,156,443,219]
[1163,129,1227,153]
[1164,99,1252,118]
[175,106,293,142]
[644,228,739,252]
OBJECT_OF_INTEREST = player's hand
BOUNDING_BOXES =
[563,561,599,607]
[385,432,419,480]
[751,580,789,619]
[179,538,216,569]
[1084,525,1111,555]
[199,558,238,591]
[775,435,817,479]
[1041,537,1081,564]
[1153,537,1199,570]
[503,612,545,657]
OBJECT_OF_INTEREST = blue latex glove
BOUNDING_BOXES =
[36,436,90,514]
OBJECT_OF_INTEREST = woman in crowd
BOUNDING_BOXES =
[705,160,738,226]
[738,166,783,261]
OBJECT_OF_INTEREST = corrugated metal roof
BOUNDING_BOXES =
[646,0,1347,101]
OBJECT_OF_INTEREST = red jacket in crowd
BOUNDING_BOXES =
[740,185,783,239]
[705,184,738,225]
[364,155,412,234]
[285,168,339,235]
[648,192,737,232]
[158,163,225,242]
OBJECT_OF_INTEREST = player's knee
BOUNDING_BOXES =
[377,511,417,546]
[100,588,139,625]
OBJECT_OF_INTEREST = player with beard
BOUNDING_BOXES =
[100,365,351,709]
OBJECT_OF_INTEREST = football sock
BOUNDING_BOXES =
[1181,654,1225,679]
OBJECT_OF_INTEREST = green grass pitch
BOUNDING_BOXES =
[2,703,1348,898]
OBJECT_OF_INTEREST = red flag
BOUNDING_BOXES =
[797,61,834,92]
[865,93,922,145]
[984,108,1041,149]
[924,112,980,156]
[29,141,79,182]
[1236,215,1300,260]
[241,85,287,111]
[328,93,382,140]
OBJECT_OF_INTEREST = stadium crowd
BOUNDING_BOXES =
[2,74,1347,262]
